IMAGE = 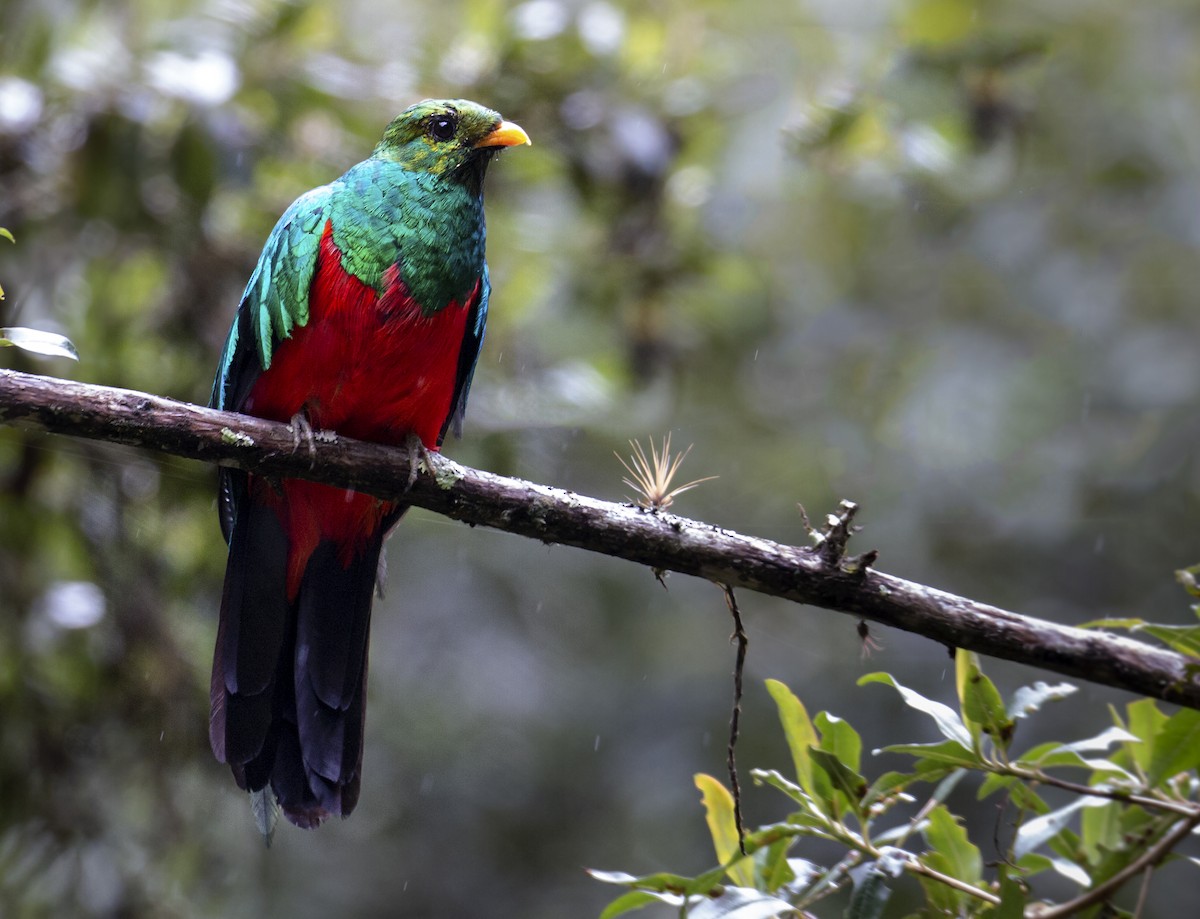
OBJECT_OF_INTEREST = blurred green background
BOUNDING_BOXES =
[2,0,1199,916]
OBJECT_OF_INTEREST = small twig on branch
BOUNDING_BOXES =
[718,582,748,855]
[999,763,1197,817]
[1133,865,1153,919]
[801,499,877,575]
[813,499,861,567]
[2,368,1199,709]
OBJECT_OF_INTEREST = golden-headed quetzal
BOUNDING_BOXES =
[208,99,529,831]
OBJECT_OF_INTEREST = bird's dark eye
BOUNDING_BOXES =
[427,113,458,141]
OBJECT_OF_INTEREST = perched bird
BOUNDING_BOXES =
[209,99,529,833]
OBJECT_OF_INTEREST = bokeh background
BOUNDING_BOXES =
[3,0,1200,916]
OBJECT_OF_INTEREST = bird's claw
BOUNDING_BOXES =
[288,413,319,468]
[403,433,434,491]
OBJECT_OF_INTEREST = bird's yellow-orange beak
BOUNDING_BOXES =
[475,120,531,149]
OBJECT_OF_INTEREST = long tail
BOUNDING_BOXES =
[210,490,379,830]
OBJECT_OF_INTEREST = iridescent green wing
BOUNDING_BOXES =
[209,185,331,544]
[210,185,332,413]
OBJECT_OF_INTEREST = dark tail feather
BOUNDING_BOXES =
[284,537,378,825]
[210,496,290,770]
[211,492,381,830]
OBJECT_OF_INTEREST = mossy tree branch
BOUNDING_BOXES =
[2,368,1197,710]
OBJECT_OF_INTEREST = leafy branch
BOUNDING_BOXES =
[595,655,1200,918]
[1,368,1198,713]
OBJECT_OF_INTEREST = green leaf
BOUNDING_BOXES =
[1060,725,1142,754]
[1014,797,1109,860]
[880,739,980,771]
[1080,800,1121,863]
[957,652,1014,749]
[977,772,1015,801]
[923,804,982,887]
[1147,707,1200,785]
[598,889,679,918]
[695,774,755,888]
[589,867,732,907]
[859,673,972,747]
[1078,617,1147,631]
[1022,726,1140,773]
[690,864,739,896]
[752,768,809,805]
[1125,699,1166,773]
[1030,751,1135,783]
[1115,802,1156,841]
[1079,618,1200,657]
[752,773,842,835]
[808,748,867,818]
[1006,682,1077,720]
[765,680,833,808]
[1139,624,1200,658]
[955,649,982,748]
[815,710,862,775]
[864,770,916,807]
[0,327,80,361]
[756,835,796,893]
[687,886,797,919]
[588,869,694,892]
[1016,741,1060,762]
[917,808,983,918]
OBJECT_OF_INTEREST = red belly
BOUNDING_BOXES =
[242,221,476,596]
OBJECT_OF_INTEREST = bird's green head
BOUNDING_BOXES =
[373,99,530,183]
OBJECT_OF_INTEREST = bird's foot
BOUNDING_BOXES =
[403,433,434,491]
[288,412,319,468]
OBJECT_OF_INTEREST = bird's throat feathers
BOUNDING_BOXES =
[331,160,486,317]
